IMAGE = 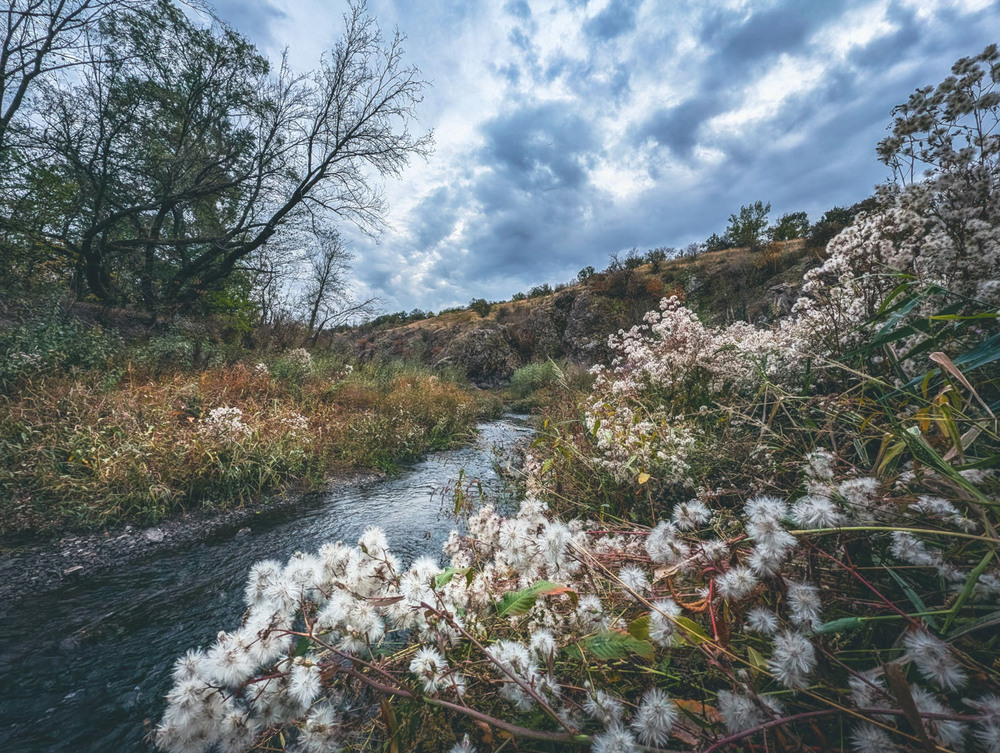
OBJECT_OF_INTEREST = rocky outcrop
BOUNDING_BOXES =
[439,325,520,387]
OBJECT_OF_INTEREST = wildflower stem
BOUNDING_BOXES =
[339,664,592,746]
[701,706,981,753]
[790,525,997,544]
[418,601,577,735]
[804,542,919,625]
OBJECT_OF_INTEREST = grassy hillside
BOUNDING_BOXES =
[336,238,820,384]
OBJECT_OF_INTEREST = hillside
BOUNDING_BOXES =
[335,238,819,385]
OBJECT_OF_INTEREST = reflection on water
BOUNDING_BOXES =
[0,418,531,752]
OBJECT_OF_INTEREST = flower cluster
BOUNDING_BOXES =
[157,444,1000,752]
[200,407,250,441]
[285,348,313,369]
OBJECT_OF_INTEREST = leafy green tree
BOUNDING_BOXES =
[577,265,596,282]
[468,298,492,317]
[726,200,771,251]
[807,202,875,248]
[769,211,810,241]
[703,232,732,252]
[12,0,429,311]
[644,247,668,272]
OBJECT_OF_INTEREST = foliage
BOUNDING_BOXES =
[152,46,1000,753]
[644,247,669,272]
[726,200,771,252]
[768,211,810,241]
[468,298,493,318]
[3,0,430,311]
[0,351,493,533]
[703,231,732,252]
[0,300,123,389]
[508,361,561,400]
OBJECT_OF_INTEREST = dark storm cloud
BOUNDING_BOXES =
[481,102,598,192]
[582,0,641,41]
[212,0,1000,311]
[635,98,725,158]
[631,2,848,158]
[716,2,850,64]
[406,186,462,251]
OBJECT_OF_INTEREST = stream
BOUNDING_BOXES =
[0,416,532,752]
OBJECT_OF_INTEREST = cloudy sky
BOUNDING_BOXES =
[211,0,998,313]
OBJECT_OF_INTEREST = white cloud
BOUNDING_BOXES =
[209,0,1000,311]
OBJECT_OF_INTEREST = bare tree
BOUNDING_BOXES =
[18,0,431,309]
[0,0,150,152]
[298,227,377,345]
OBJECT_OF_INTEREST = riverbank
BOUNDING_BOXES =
[0,338,501,536]
[0,470,383,608]
[0,416,533,753]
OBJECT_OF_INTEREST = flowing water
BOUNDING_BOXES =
[0,417,532,753]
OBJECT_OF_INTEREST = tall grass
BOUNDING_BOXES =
[0,346,500,533]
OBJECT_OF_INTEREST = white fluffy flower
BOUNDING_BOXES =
[450,734,477,753]
[715,566,758,601]
[745,608,779,635]
[645,521,690,566]
[791,494,843,528]
[592,724,639,753]
[769,630,816,690]
[850,723,894,753]
[903,629,968,691]
[649,598,682,646]
[288,660,321,709]
[630,688,677,746]
[410,646,448,694]
[671,499,712,530]
[618,564,650,598]
[584,689,624,726]
[786,581,823,630]
[717,690,766,733]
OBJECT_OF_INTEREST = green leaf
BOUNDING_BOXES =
[904,331,1000,388]
[816,616,865,634]
[943,550,996,633]
[435,566,470,589]
[746,645,769,672]
[946,608,1000,640]
[628,615,651,641]
[567,629,655,661]
[496,580,574,617]
[675,616,710,645]
[293,635,311,657]
[879,558,939,631]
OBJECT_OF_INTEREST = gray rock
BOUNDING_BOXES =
[143,528,165,543]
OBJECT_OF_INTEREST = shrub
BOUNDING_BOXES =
[508,361,560,399]
[0,304,122,388]
[468,298,492,318]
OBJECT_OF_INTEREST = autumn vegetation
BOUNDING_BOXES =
[152,45,1000,753]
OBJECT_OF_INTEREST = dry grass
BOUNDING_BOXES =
[0,360,499,534]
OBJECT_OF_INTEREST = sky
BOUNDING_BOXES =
[210,0,999,314]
